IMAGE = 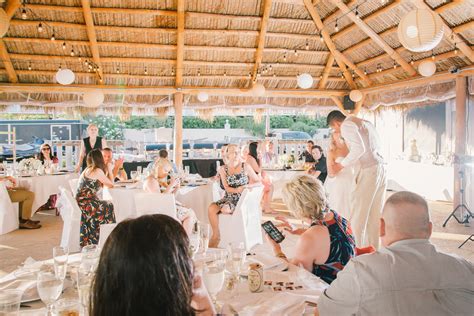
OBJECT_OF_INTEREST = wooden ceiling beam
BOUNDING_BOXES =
[0,83,348,98]
[4,69,345,82]
[303,0,358,89]
[175,0,185,87]
[0,0,21,83]
[331,0,417,77]
[26,4,177,16]
[331,0,400,42]
[411,0,474,64]
[80,0,104,83]
[318,54,335,89]
[252,0,273,82]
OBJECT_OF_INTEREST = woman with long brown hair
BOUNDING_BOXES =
[76,149,115,247]
[36,143,60,212]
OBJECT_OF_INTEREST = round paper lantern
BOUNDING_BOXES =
[418,60,436,77]
[252,83,266,97]
[55,68,75,85]
[397,9,444,53]
[83,90,104,107]
[197,91,209,102]
[0,9,10,38]
[349,90,363,102]
[297,73,314,89]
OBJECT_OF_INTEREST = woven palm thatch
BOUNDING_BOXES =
[0,0,472,113]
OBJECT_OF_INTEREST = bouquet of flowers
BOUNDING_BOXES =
[17,158,42,174]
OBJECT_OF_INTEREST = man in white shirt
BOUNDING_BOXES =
[102,148,127,182]
[327,110,386,248]
[317,191,474,316]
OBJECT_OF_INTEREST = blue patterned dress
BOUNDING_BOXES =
[215,163,249,213]
[76,176,116,247]
[312,210,356,284]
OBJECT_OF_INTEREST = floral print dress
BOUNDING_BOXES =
[76,176,116,247]
[215,163,249,213]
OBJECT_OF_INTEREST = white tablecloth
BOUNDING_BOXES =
[17,173,79,212]
[264,170,306,200]
[104,183,215,223]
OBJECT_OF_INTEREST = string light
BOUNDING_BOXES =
[393,61,397,69]
[21,8,27,20]
[62,42,66,50]
[50,33,55,41]
[70,49,75,57]
[268,65,273,71]
[78,55,82,62]
[28,63,32,71]
[37,23,43,32]
[171,69,175,76]
[355,6,360,19]
[273,73,276,77]
[223,71,227,77]
[116,67,120,74]
[364,68,368,75]
[283,54,287,62]
[431,51,435,60]
[319,33,324,42]
[410,55,414,65]
[248,72,251,78]
[454,43,458,55]
[340,72,344,78]
[305,41,309,50]
[335,19,339,32]
[294,49,298,57]
[319,74,323,80]
[197,69,201,76]
[351,71,355,78]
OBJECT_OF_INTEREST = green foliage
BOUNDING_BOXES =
[85,116,124,140]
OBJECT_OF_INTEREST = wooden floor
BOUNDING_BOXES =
[1,196,473,276]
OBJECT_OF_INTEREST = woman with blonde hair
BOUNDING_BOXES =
[76,123,108,173]
[208,144,259,247]
[266,175,355,284]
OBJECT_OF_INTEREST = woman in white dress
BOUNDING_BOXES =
[324,131,356,219]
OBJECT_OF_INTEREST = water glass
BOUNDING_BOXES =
[137,166,142,175]
[184,165,190,176]
[0,290,22,316]
[130,171,138,181]
[202,252,226,303]
[77,267,93,314]
[37,271,63,314]
[53,246,69,280]
[81,245,100,273]
[189,223,201,257]
[227,242,245,275]
[199,223,210,254]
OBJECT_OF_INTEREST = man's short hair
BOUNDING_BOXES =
[102,147,113,153]
[384,191,428,213]
[159,149,168,158]
[327,110,346,126]
[307,140,314,145]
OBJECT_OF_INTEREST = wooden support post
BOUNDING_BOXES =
[453,76,467,209]
[173,92,184,168]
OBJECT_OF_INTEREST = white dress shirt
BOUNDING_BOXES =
[340,120,365,167]
[318,239,474,316]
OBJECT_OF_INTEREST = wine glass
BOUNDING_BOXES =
[76,267,94,315]
[37,270,63,315]
[202,251,226,306]
[130,171,138,182]
[81,245,100,273]
[189,223,201,258]
[227,242,245,275]
[53,246,69,281]
[0,290,22,315]
[199,223,210,255]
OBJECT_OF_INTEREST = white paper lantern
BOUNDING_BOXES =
[297,73,314,89]
[197,91,209,102]
[418,60,436,77]
[252,83,266,97]
[349,90,363,102]
[397,9,444,53]
[83,90,104,107]
[0,9,10,38]
[55,68,75,85]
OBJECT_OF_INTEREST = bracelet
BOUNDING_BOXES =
[276,252,287,259]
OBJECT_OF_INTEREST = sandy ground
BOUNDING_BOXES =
[1,196,473,275]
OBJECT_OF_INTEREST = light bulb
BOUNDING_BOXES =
[51,33,55,41]
[37,23,43,32]
[62,42,66,50]
[70,49,75,57]
[21,9,27,20]
[335,20,339,32]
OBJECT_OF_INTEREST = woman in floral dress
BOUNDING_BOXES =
[208,144,260,247]
[76,149,116,247]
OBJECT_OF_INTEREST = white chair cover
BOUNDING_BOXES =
[0,182,19,235]
[98,223,117,249]
[212,181,224,202]
[219,185,264,251]
[68,178,79,194]
[58,186,82,253]
[133,192,178,220]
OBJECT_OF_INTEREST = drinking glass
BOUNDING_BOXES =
[184,165,190,176]
[199,223,210,254]
[76,267,93,315]
[53,246,69,281]
[130,171,138,181]
[202,252,226,305]
[136,166,142,175]
[189,223,200,257]
[37,271,63,315]
[81,245,100,273]
[227,242,245,275]
[0,290,22,316]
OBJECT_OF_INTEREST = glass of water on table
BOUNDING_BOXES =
[53,246,69,281]
[37,268,64,315]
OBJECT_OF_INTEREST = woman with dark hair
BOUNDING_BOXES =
[36,143,60,212]
[91,214,214,316]
[245,142,275,214]
[76,149,115,247]
[308,145,328,183]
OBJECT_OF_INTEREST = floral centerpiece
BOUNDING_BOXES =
[17,158,42,175]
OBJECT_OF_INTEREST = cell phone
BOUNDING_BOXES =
[261,221,285,243]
